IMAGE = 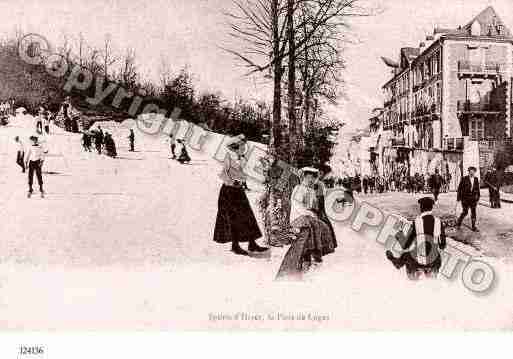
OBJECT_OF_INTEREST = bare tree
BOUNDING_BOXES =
[102,34,117,79]
[117,47,138,90]
[225,0,373,243]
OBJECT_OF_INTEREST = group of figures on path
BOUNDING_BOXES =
[81,125,117,158]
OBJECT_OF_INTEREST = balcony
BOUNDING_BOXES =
[391,138,406,147]
[443,137,464,151]
[458,61,501,76]
[457,100,502,113]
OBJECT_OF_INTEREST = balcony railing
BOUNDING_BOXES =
[391,138,406,146]
[443,137,464,151]
[457,100,501,112]
[458,61,501,74]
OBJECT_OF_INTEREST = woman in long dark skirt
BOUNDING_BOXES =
[213,135,268,256]
[314,165,337,249]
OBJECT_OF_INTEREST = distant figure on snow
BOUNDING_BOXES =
[169,134,176,159]
[177,139,191,164]
[14,136,25,173]
[36,106,45,134]
[104,132,117,158]
[82,132,92,152]
[60,96,72,132]
[94,126,104,154]
[128,129,135,152]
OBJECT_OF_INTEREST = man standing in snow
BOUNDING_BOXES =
[25,136,45,198]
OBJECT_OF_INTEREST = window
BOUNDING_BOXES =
[436,82,441,108]
[469,118,484,140]
[468,47,483,65]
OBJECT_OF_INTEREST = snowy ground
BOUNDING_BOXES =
[0,116,512,330]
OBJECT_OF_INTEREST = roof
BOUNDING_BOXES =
[381,56,399,68]
[463,6,512,38]
[381,6,513,89]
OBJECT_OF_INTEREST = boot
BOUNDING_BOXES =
[231,242,248,256]
[248,240,268,252]
[471,220,479,232]
[386,250,405,269]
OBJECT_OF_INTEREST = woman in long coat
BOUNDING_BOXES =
[314,165,337,249]
[213,135,268,255]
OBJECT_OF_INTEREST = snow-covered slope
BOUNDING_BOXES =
[0,116,512,330]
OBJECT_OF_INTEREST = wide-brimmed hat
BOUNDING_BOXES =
[468,166,477,172]
[299,167,319,177]
[226,134,246,149]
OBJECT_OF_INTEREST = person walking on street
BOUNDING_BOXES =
[429,168,443,202]
[456,166,480,232]
[25,136,45,198]
[484,167,501,209]
[14,136,25,173]
[362,175,368,194]
[128,129,135,152]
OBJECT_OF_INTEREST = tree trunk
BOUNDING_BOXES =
[271,0,282,152]
[287,0,296,166]
[261,0,295,247]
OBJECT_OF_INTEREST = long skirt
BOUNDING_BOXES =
[213,184,262,244]
[276,215,336,278]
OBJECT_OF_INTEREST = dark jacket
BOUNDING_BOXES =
[457,175,480,205]
[393,213,447,272]
[429,174,442,190]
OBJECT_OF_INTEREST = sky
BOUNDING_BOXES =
[2,0,513,131]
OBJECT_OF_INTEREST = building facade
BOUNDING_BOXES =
[378,6,513,189]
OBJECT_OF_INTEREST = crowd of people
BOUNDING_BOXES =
[324,170,451,197]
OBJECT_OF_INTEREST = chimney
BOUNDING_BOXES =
[425,35,434,48]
